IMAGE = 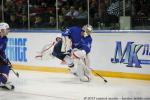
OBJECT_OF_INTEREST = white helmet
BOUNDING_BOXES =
[0,23,6,32]
[56,33,62,38]
[0,22,10,35]
[56,33,62,41]
[82,24,93,37]
[0,22,10,29]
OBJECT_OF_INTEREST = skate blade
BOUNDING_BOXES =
[0,85,15,90]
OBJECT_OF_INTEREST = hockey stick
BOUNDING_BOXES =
[89,68,107,83]
[82,58,107,83]
[11,68,19,78]
[7,60,19,78]
[35,42,55,60]
[0,55,19,78]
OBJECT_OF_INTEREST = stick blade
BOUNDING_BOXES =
[16,73,19,78]
[104,79,107,83]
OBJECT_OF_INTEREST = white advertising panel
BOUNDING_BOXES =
[91,33,150,74]
[7,32,150,75]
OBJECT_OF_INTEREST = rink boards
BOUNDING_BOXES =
[6,32,150,80]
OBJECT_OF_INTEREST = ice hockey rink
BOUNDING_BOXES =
[0,70,150,100]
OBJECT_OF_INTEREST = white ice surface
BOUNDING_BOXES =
[0,70,150,100]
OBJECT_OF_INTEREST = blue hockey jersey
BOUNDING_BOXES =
[61,26,92,54]
[0,36,8,58]
[80,35,92,54]
[61,26,82,48]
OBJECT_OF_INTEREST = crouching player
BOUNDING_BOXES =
[52,25,93,82]
[0,22,15,90]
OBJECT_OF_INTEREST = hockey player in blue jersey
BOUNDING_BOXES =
[61,26,82,50]
[0,22,14,90]
[70,25,93,82]
[52,25,93,82]
[52,26,83,70]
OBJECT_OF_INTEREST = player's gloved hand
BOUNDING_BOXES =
[67,49,72,54]
[0,58,8,65]
[63,49,72,55]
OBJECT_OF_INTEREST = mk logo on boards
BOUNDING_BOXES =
[6,38,27,62]
[111,41,150,68]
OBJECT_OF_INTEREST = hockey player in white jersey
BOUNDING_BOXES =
[36,25,93,82]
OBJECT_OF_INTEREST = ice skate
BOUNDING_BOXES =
[0,82,15,90]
